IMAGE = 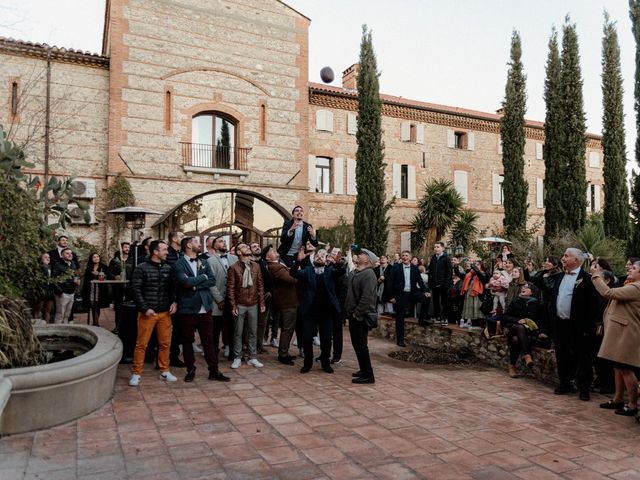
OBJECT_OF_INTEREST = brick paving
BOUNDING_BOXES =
[2,311,639,479]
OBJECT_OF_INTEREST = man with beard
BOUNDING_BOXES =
[52,248,81,324]
[277,206,319,267]
[174,236,230,382]
[250,242,273,353]
[108,242,134,333]
[291,247,345,374]
[206,236,238,359]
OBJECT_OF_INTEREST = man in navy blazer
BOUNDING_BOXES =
[386,250,429,347]
[548,247,598,400]
[174,236,229,383]
[291,247,345,374]
[278,205,319,267]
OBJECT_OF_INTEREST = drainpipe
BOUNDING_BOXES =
[44,48,51,185]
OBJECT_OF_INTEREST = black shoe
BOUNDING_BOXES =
[300,365,311,374]
[352,376,375,384]
[579,390,591,401]
[600,399,625,410]
[170,358,185,368]
[184,370,196,382]
[278,356,295,365]
[397,342,407,347]
[352,371,363,378]
[321,364,334,374]
[554,384,576,395]
[209,370,231,382]
[120,357,133,364]
[614,406,638,416]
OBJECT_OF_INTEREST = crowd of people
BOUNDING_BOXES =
[34,213,640,420]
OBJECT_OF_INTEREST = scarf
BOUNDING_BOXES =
[241,260,253,288]
[461,271,484,297]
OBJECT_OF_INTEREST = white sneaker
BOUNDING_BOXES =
[128,374,141,386]
[159,371,177,382]
[248,358,264,368]
[231,358,242,369]
[292,338,298,347]
[262,340,270,346]
[193,343,203,353]
[224,346,230,357]
[270,338,279,347]
[313,336,320,346]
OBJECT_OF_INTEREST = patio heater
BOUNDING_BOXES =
[107,206,162,267]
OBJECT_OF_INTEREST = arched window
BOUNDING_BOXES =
[191,112,238,169]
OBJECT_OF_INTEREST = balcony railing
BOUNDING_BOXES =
[181,143,249,171]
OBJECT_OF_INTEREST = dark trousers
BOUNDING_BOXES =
[593,334,615,392]
[394,292,414,344]
[256,302,272,350]
[277,307,297,358]
[555,318,593,391]
[507,324,531,365]
[211,314,225,361]
[170,314,183,362]
[349,318,373,379]
[332,313,344,361]
[431,286,448,321]
[301,309,332,368]
[180,312,219,373]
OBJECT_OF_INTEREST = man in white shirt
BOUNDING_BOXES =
[277,206,319,267]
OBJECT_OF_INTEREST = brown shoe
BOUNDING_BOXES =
[523,354,533,368]
[508,364,518,378]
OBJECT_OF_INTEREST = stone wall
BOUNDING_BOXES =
[374,315,559,385]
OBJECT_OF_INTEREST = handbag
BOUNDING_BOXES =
[362,311,379,329]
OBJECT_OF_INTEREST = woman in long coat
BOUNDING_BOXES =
[591,259,640,417]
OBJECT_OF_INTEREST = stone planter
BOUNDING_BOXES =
[0,325,122,436]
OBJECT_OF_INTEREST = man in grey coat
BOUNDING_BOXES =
[206,236,238,359]
[346,248,379,384]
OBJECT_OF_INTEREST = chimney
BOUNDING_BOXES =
[342,63,360,90]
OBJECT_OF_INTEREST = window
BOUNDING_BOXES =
[315,156,331,193]
[589,151,600,168]
[11,82,18,116]
[400,165,408,199]
[492,174,504,205]
[536,178,544,208]
[164,90,172,133]
[315,110,334,132]
[260,103,266,143]
[454,131,467,149]
[535,142,543,160]
[402,122,424,143]
[392,163,416,200]
[588,184,601,212]
[347,113,357,135]
[190,112,237,169]
[454,170,468,203]
[447,129,474,150]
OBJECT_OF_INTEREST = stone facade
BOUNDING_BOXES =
[0,0,605,252]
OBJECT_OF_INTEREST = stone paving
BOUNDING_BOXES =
[2,313,640,479]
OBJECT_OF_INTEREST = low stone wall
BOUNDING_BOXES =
[374,315,558,384]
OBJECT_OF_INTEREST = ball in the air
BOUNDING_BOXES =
[320,67,334,83]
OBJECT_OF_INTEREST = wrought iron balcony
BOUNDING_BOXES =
[181,143,249,171]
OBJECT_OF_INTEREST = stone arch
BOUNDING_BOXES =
[161,67,270,96]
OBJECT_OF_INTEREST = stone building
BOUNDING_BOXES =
[0,0,604,253]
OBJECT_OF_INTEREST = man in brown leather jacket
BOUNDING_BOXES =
[227,242,265,369]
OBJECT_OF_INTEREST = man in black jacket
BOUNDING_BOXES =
[277,206,319,267]
[165,231,184,366]
[129,240,178,386]
[52,248,80,324]
[427,242,453,325]
[386,250,429,347]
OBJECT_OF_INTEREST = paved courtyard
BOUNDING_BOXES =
[2,313,640,480]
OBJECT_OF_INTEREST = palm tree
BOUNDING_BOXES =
[451,209,479,254]
[410,179,464,255]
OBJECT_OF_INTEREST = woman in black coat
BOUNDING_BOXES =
[502,282,547,378]
[81,252,111,326]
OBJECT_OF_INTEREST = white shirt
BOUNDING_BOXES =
[403,264,411,292]
[287,224,304,256]
[217,253,230,270]
[556,266,581,319]
[187,257,206,314]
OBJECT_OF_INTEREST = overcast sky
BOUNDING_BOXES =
[1,0,637,172]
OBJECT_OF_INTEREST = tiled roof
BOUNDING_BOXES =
[0,36,109,68]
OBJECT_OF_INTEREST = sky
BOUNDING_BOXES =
[0,0,637,173]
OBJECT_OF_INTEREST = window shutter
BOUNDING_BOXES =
[586,184,591,211]
[347,113,357,135]
[594,184,601,212]
[536,178,544,208]
[492,174,503,205]
[333,157,344,194]
[315,110,325,131]
[400,232,411,252]
[498,137,503,155]
[401,122,411,142]
[392,163,401,197]
[346,158,357,195]
[454,170,468,203]
[589,151,600,168]
[326,111,334,132]
[408,165,416,200]
[308,155,316,192]
[447,129,455,148]
[416,124,425,144]
[536,142,543,160]
[467,132,475,151]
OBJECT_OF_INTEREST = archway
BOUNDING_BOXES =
[153,189,289,248]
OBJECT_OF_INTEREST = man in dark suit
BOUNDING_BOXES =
[277,205,319,267]
[548,247,599,400]
[427,242,453,324]
[386,250,429,347]
[174,236,230,383]
[291,246,345,374]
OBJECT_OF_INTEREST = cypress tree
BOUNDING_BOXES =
[559,17,588,230]
[543,28,564,241]
[629,0,640,255]
[500,30,528,237]
[354,25,389,254]
[601,12,630,240]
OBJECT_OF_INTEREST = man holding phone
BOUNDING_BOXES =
[277,205,319,267]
